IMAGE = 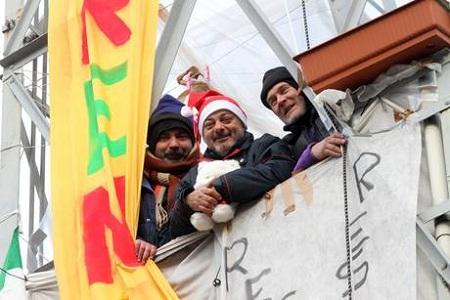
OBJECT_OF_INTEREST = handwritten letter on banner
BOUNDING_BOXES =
[220,124,421,300]
[49,1,177,299]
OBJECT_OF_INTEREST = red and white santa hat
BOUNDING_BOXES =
[181,90,247,141]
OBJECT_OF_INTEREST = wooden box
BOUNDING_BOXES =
[294,0,450,92]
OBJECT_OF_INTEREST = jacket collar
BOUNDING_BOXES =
[283,104,316,134]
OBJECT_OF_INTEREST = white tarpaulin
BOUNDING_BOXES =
[26,270,59,300]
[159,123,422,299]
[220,124,421,299]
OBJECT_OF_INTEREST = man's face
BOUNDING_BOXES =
[154,128,193,163]
[266,82,306,125]
[202,109,245,157]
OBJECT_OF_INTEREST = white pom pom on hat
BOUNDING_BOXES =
[180,105,195,118]
[183,90,247,140]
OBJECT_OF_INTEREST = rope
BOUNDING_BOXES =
[1,144,47,153]
[0,266,27,282]
[301,0,311,49]
[0,210,19,225]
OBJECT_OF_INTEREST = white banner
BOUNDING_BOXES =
[158,124,422,299]
[219,124,421,300]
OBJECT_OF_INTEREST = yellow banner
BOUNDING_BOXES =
[49,1,178,299]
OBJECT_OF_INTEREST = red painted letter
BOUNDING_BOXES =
[81,0,131,64]
[83,177,138,284]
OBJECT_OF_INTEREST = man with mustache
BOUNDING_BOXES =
[260,66,346,173]
[170,90,295,238]
[136,94,200,263]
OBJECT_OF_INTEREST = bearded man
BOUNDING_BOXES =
[136,94,199,263]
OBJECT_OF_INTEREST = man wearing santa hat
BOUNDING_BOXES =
[170,90,295,238]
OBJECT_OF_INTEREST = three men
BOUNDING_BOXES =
[170,90,295,238]
[260,66,346,172]
[136,94,200,263]
[143,67,345,250]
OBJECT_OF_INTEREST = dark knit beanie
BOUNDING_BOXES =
[260,66,299,108]
[147,95,194,152]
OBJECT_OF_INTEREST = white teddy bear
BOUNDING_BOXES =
[190,159,240,231]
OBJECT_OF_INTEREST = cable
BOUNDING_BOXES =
[0,266,27,282]
[0,210,19,225]
[301,0,311,49]
[342,144,353,299]
[325,105,353,299]
[1,144,47,153]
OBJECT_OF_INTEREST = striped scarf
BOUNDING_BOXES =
[143,145,200,228]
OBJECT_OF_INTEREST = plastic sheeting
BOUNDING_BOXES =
[158,0,413,138]
[158,124,422,299]
[26,271,58,300]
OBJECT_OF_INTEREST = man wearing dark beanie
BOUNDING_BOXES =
[135,94,200,263]
[260,66,346,172]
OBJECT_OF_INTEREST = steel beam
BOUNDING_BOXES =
[368,0,385,14]
[6,73,50,141]
[0,0,24,269]
[4,0,42,56]
[327,0,345,34]
[438,53,450,195]
[381,0,396,11]
[341,0,368,32]
[236,0,297,77]
[416,219,450,285]
[327,0,368,33]
[419,200,450,223]
[21,120,49,271]
[0,33,47,70]
[411,96,450,123]
[20,121,49,223]
[237,0,333,131]
[151,0,197,108]
[28,55,38,271]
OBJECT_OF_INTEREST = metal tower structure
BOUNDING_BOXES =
[1,0,49,273]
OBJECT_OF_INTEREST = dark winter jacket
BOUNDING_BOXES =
[136,179,171,247]
[282,105,329,159]
[170,132,295,238]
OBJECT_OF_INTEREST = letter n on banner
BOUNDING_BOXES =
[83,176,139,284]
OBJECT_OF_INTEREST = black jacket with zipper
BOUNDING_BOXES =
[170,132,295,238]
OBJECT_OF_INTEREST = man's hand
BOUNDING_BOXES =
[311,132,347,161]
[186,186,222,215]
[135,239,157,264]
